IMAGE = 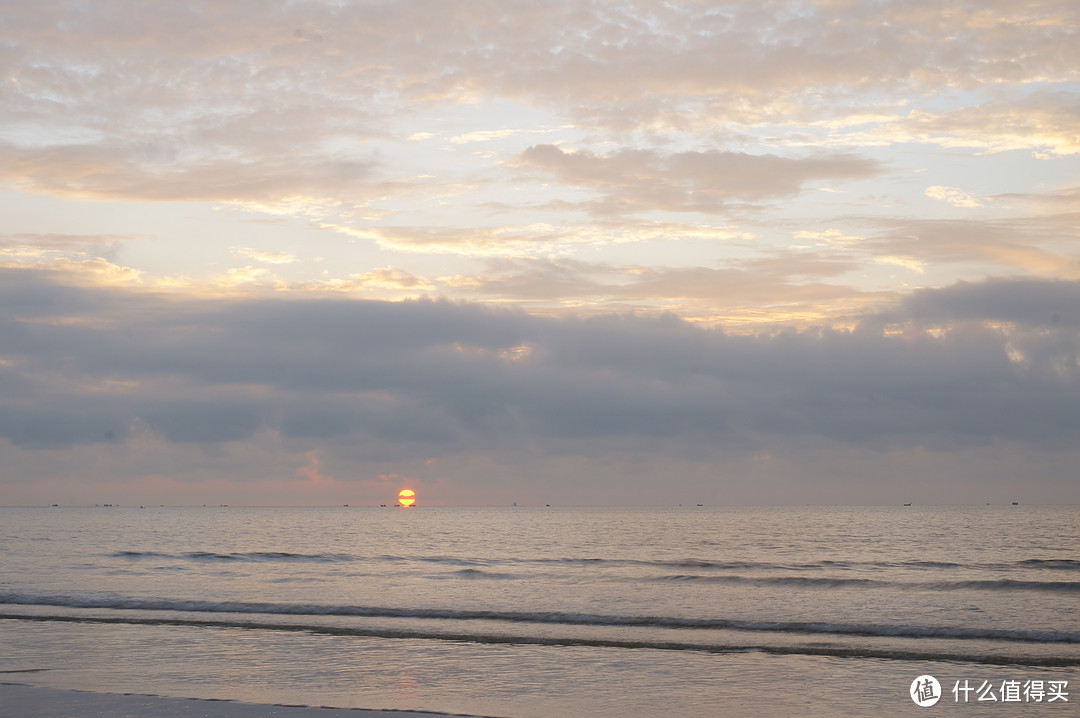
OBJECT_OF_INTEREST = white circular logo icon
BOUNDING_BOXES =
[911,675,941,707]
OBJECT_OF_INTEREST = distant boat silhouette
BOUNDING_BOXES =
[903,502,912,506]
[1012,501,1019,505]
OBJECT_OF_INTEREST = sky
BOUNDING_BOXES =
[1,0,1079,506]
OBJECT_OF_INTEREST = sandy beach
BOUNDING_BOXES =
[0,683,482,718]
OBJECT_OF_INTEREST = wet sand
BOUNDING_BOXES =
[0,683,487,718]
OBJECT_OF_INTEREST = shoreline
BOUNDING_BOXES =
[0,683,493,718]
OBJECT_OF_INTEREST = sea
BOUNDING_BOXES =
[1,505,1077,717]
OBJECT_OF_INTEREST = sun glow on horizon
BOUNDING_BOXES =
[398,488,416,507]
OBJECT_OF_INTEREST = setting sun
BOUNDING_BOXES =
[398,489,416,507]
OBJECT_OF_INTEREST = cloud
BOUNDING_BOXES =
[10,0,1060,212]
[3,267,1077,460]
[875,256,926,274]
[863,215,1080,277]
[233,248,299,265]
[793,229,864,247]
[0,0,1074,226]
[893,276,1080,329]
[994,185,1080,211]
[450,130,520,144]
[217,266,272,287]
[779,91,1080,156]
[2,0,1075,293]
[515,145,881,214]
[0,232,140,251]
[326,267,439,297]
[925,186,984,208]
[0,140,379,205]
[321,219,748,255]
[2,265,1077,503]
[7,2,1077,125]
[891,92,1080,156]
[320,224,558,255]
[0,232,140,268]
[462,256,864,303]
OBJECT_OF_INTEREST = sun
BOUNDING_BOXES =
[398,488,416,507]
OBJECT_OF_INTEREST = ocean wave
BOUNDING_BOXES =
[1,592,1078,644]
[2,611,1078,667]
[108,551,1080,572]
[657,575,881,587]
[1017,559,1080,570]
[111,551,358,563]
[513,556,1080,572]
[450,568,518,580]
[928,579,1080,592]
[654,575,1080,592]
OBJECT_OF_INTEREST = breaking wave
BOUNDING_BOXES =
[2,592,1078,644]
[2,611,1078,667]
[108,551,1080,572]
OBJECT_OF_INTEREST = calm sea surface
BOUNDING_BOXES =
[1,505,1077,716]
